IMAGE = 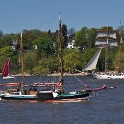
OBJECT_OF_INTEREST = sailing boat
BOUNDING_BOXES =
[36,13,91,102]
[83,29,124,79]
[83,48,124,79]
[2,58,15,79]
[1,31,37,100]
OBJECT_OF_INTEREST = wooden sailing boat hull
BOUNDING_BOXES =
[36,91,90,102]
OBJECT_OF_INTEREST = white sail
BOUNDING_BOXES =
[83,48,102,71]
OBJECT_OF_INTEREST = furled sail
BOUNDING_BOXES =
[83,48,102,71]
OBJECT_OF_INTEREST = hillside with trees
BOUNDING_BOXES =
[0,24,124,75]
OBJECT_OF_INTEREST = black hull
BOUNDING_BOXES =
[36,92,90,102]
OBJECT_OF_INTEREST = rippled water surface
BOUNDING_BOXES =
[0,76,124,124]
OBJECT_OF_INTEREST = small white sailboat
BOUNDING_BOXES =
[2,58,15,79]
[93,72,124,79]
[83,48,124,79]
[83,30,124,79]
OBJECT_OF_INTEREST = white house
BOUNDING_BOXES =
[67,40,77,49]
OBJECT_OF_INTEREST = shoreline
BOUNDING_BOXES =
[47,72,88,76]
[13,72,89,77]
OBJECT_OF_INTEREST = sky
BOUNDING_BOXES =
[0,0,124,34]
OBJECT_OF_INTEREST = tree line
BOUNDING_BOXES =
[0,24,124,75]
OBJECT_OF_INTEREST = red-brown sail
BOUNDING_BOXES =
[2,59,14,79]
[2,59,10,77]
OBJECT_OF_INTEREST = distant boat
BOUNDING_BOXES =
[2,58,15,79]
[93,73,124,79]
[36,13,91,102]
[82,47,124,79]
[83,28,124,79]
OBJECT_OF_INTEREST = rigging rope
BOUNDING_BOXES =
[39,14,58,29]
[74,76,89,88]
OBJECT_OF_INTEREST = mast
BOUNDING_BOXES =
[20,31,25,91]
[58,13,64,89]
[119,28,123,73]
[105,26,108,72]
[8,58,10,75]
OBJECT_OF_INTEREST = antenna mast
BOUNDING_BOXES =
[119,22,123,73]
[105,26,108,72]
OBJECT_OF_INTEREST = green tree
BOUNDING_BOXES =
[63,49,82,73]
[22,30,42,49]
[88,28,97,48]
[62,24,68,48]
[0,38,5,47]
[32,58,50,75]
[68,28,76,40]
[0,30,3,38]
[0,46,15,72]
[100,26,113,31]
[24,50,38,74]
[75,27,96,50]
[33,33,54,56]
[113,44,124,72]
[74,27,89,50]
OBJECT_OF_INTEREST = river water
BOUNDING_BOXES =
[0,76,124,124]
